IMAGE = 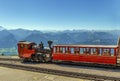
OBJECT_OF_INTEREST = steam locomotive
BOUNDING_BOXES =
[18,41,53,62]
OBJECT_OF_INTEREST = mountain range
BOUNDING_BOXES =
[0,26,120,48]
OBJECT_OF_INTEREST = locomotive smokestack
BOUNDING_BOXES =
[48,41,53,49]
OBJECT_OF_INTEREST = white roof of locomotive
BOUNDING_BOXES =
[18,41,34,44]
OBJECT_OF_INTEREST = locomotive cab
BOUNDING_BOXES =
[17,41,36,61]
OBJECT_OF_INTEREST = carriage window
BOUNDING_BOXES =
[110,49,114,56]
[99,48,102,56]
[91,48,94,54]
[83,48,89,54]
[83,48,86,54]
[75,47,80,54]
[65,47,69,54]
[91,48,99,55]
[60,47,63,53]
[62,47,65,54]
[80,48,84,54]
[65,47,68,53]
[102,48,110,56]
[71,48,74,54]
[86,48,90,54]
[56,47,60,53]
[53,47,56,53]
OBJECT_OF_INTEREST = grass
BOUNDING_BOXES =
[0,47,18,56]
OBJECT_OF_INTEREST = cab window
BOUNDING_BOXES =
[24,44,28,49]
[20,44,24,48]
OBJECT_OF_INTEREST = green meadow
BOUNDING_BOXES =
[0,47,18,56]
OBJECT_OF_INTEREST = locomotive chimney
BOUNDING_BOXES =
[48,41,53,50]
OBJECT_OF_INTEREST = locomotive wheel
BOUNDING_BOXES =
[37,55,45,62]
[31,54,38,62]
[20,58,29,62]
[23,58,29,62]
[37,54,41,60]
[20,58,24,62]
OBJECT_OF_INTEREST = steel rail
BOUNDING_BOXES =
[0,62,120,80]
[0,57,119,70]
[0,57,120,69]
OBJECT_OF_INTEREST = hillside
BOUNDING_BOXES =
[0,29,17,48]
[0,26,120,48]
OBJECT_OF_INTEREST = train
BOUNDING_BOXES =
[17,38,120,65]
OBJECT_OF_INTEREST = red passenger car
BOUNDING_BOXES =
[52,45,119,65]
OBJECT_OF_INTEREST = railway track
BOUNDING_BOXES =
[0,62,120,80]
[0,57,120,69]
[0,57,120,80]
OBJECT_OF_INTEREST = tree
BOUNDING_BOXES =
[1,53,4,56]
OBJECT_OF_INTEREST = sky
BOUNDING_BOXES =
[0,0,120,31]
